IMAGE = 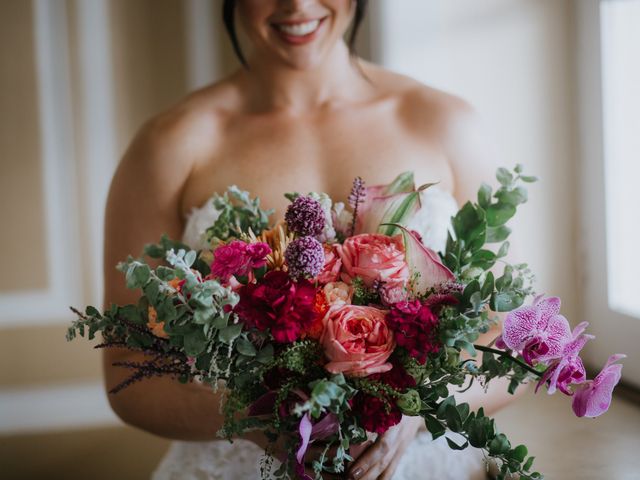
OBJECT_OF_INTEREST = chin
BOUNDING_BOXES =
[275,49,330,71]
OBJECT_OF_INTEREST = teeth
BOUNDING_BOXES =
[277,19,320,37]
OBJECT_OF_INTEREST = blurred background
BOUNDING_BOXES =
[1,0,639,478]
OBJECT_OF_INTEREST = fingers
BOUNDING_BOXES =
[348,428,399,480]
[379,453,403,480]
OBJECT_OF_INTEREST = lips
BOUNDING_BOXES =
[271,16,327,45]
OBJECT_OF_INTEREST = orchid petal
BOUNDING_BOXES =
[502,306,541,351]
[534,296,562,323]
[572,354,625,418]
[536,314,572,362]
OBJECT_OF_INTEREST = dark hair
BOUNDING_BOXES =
[222,0,369,67]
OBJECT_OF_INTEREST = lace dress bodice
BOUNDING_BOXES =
[152,187,487,480]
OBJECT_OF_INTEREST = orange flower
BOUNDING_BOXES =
[303,291,330,340]
[147,305,168,338]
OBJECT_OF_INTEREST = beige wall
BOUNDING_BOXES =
[0,0,48,292]
[0,1,583,478]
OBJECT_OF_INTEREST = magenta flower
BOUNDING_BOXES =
[210,240,271,282]
[572,354,625,418]
[499,295,572,365]
[536,321,593,395]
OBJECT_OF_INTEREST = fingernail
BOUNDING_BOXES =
[350,467,364,479]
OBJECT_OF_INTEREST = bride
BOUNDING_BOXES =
[103,1,519,478]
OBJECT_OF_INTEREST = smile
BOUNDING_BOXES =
[271,16,327,45]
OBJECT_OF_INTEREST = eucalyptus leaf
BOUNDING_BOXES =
[219,323,243,344]
[486,204,516,227]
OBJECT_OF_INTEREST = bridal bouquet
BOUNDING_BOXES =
[68,166,624,480]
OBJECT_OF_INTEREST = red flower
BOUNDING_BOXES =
[352,394,402,435]
[351,364,416,435]
[386,300,440,364]
[234,271,318,343]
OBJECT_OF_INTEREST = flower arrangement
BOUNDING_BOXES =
[67,166,624,480]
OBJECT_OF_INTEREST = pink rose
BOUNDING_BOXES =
[321,305,395,377]
[323,282,353,306]
[317,244,342,284]
[336,234,409,288]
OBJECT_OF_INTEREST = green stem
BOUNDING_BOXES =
[473,344,544,378]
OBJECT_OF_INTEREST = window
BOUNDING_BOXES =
[601,0,640,319]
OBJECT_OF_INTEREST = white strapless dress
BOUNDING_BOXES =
[152,187,487,480]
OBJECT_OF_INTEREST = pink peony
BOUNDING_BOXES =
[210,240,271,283]
[336,234,409,288]
[321,305,395,377]
[572,354,625,418]
[499,295,572,365]
[317,244,342,284]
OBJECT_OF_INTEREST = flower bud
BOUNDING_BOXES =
[397,389,422,415]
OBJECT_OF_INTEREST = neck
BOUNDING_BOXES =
[238,42,371,114]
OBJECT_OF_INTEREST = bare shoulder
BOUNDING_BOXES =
[360,62,495,202]
[361,61,476,140]
[123,77,243,177]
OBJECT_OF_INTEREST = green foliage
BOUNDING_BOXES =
[423,397,543,479]
[205,186,274,245]
[350,277,380,305]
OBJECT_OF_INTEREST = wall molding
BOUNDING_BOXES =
[0,0,83,327]
[0,381,118,434]
[76,0,118,308]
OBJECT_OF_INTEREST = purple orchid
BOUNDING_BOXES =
[572,354,626,418]
[499,295,573,365]
[535,321,593,395]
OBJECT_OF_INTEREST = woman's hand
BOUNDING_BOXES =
[347,415,422,480]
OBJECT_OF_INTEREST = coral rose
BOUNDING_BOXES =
[317,244,342,284]
[336,234,409,287]
[321,305,395,377]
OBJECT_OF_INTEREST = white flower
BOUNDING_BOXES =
[308,192,337,243]
[331,202,353,239]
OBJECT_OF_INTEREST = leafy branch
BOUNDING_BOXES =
[423,396,543,479]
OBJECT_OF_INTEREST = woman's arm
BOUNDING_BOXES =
[101,110,233,441]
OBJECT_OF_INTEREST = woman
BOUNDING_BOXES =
[103,1,517,478]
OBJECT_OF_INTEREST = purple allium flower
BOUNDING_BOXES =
[285,236,325,280]
[572,354,625,418]
[499,295,572,365]
[285,196,325,237]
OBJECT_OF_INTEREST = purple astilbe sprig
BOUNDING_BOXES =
[348,176,366,237]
